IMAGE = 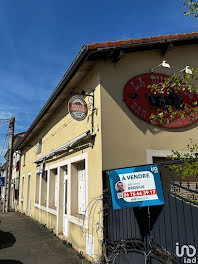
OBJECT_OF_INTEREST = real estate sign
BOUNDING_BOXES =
[0,177,5,187]
[109,164,164,209]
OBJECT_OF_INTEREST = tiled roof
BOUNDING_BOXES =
[87,32,198,50]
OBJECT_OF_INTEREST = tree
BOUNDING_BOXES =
[148,0,198,125]
[183,0,198,19]
[148,67,198,125]
[168,139,198,179]
[149,1,198,178]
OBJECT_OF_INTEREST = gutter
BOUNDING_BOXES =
[93,37,198,53]
[15,45,89,151]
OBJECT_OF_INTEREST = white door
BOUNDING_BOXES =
[55,174,58,208]
[27,175,31,215]
[78,162,86,215]
[63,166,68,237]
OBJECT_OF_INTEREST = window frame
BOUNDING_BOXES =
[21,175,25,201]
[33,152,88,228]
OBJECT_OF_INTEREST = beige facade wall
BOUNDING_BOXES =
[100,44,198,170]
[16,42,198,262]
[17,66,103,262]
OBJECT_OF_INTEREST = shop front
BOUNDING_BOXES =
[15,32,198,263]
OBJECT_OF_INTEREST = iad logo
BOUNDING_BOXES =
[176,243,196,263]
[150,166,158,173]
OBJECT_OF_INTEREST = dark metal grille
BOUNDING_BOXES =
[103,161,198,264]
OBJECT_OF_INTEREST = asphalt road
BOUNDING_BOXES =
[0,207,89,264]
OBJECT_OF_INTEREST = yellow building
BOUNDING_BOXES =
[15,32,198,262]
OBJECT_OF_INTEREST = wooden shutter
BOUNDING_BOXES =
[78,163,86,215]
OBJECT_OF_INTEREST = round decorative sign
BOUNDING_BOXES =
[68,95,88,121]
[123,73,198,128]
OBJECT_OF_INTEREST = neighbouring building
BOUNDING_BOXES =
[0,132,25,210]
[14,33,198,263]
[10,132,26,210]
[0,162,6,201]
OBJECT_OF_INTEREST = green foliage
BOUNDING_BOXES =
[49,228,54,233]
[147,0,198,137]
[182,0,198,20]
[63,240,72,248]
[77,251,84,259]
[148,67,198,125]
[149,67,198,94]
[167,139,198,179]
[184,195,198,202]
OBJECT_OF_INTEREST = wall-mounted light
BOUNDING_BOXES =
[184,66,192,74]
[161,60,171,68]
[150,60,171,73]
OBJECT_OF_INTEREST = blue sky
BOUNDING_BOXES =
[0,0,197,163]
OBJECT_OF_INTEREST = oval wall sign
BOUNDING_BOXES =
[123,73,198,128]
[68,95,88,121]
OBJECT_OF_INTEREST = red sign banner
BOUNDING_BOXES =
[123,73,198,128]
[70,104,87,113]
[122,189,157,198]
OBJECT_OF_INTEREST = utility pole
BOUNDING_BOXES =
[3,117,15,213]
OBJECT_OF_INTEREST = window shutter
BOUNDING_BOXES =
[55,175,58,208]
[16,161,20,171]
[21,177,24,199]
[78,167,86,215]
[15,178,19,190]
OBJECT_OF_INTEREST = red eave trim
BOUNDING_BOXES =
[15,132,26,136]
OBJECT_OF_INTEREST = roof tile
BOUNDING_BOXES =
[87,32,198,50]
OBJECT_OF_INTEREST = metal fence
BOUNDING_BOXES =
[103,161,198,264]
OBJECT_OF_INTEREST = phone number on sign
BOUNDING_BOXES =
[122,189,156,198]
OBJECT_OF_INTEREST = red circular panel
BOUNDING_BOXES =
[123,73,198,128]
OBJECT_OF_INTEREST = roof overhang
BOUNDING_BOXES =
[15,33,198,151]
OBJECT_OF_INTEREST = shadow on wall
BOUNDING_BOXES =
[101,85,198,136]
[101,53,198,135]
[0,261,23,264]
[0,230,23,264]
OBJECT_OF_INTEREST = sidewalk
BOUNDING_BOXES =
[0,208,90,264]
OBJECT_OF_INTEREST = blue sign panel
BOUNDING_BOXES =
[39,162,44,175]
[109,164,164,209]
[0,177,5,187]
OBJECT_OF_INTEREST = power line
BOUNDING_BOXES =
[0,135,8,162]
[0,119,10,122]
[0,127,9,162]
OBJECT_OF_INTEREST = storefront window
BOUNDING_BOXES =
[49,168,58,210]
[41,171,47,207]
[35,173,40,204]
[71,160,86,218]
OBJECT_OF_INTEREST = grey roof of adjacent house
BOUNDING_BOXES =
[15,32,198,151]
